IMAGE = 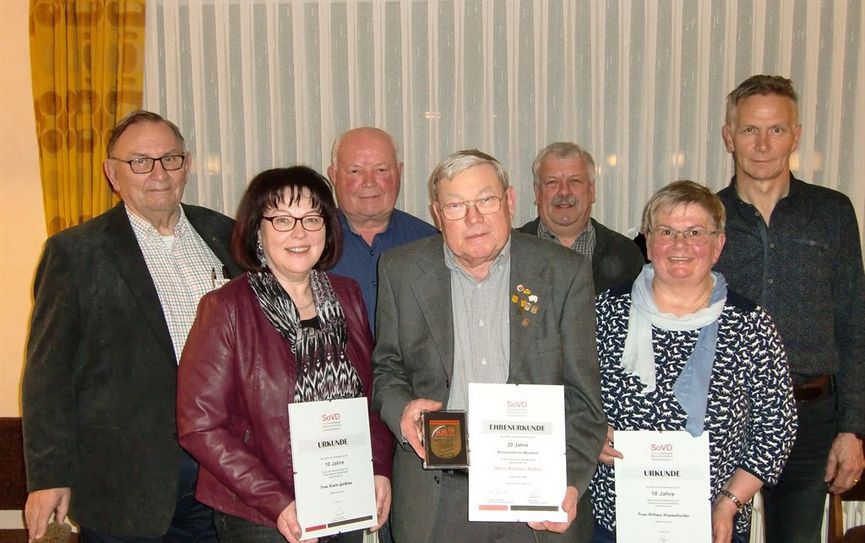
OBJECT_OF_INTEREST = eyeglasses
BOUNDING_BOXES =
[437,195,504,221]
[650,227,718,246]
[110,154,186,174]
[262,214,325,232]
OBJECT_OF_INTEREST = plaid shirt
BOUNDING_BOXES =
[127,206,227,360]
[538,219,596,260]
[444,240,511,411]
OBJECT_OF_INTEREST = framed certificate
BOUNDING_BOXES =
[613,430,711,543]
[288,397,377,539]
[467,383,567,523]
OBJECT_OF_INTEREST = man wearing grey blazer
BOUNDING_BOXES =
[22,111,240,542]
[372,149,606,542]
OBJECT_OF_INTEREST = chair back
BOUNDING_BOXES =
[828,475,865,543]
[0,417,27,510]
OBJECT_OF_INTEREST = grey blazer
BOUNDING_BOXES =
[372,231,606,542]
[22,202,240,537]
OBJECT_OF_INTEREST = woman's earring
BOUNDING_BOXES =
[256,233,267,268]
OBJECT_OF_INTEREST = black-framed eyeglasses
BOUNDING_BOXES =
[437,194,504,221]
[110,154,186,174]
[262,214,326,232]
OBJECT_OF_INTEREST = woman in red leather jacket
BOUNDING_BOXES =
[177,166,393,543]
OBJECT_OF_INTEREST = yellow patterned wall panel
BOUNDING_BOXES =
[29,0,145,235]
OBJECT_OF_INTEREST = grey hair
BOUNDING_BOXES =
[427,149,510,202]
[531,142,596,186]
[106,110,185,156]
[640,180,726,235]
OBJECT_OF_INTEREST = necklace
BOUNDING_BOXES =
[694,280,714,311]
[295,298,315,311]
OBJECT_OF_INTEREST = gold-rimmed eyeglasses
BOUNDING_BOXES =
[437,194,504,221]
[650,227,718,246]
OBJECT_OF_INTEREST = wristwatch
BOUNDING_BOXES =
[718,489,745,512]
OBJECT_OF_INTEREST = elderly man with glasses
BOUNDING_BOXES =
[372,149,606,542]
[22,110,240,542]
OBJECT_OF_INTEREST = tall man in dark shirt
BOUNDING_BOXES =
[518,142,643,295]
[327,127,437,328]
[715,75,865,543]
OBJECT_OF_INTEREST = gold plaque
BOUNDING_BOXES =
[429,420,462,459]
[422,410,469,469]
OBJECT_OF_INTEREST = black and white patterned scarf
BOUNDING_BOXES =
[249,269,363,403]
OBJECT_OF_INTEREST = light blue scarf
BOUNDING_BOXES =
[621,264,727,436]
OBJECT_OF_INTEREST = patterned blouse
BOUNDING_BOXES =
[590,285,798,534]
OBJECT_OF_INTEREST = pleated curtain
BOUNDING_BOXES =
[30,0,146,235]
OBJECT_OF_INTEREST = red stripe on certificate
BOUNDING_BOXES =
[478,505,509,511]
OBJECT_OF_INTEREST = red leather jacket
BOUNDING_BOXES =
[177,273,393,526]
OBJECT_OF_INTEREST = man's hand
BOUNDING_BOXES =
[598,425,624,466]
[276,502,318,543]
[399,398,443,459]
[825,432,865,494]
[527,486,578,534]
[24,487,70,542]
[371,475,392,532]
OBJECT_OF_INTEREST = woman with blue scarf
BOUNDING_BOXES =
[590,181,797,543]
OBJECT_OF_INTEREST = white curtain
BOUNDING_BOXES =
[143,1,865,540]
[143,0,864,250]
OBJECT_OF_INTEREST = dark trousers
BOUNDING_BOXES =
[377,519,394,543]
[427,472,538,543]
[81,450,216,543]
[762,392,837,543]
[214,511,363,543]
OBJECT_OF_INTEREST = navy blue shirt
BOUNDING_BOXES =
[330,209,438,330]
[715,175,865,434]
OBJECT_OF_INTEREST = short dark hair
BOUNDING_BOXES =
[106,110,185,156]
[232,166,343,272]
[726,75,799,125]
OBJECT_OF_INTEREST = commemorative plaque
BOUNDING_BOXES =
[421,410,469,469]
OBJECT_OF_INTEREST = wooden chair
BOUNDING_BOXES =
[0,417,28,542]
[828,475,865,543]
[0,417,77,543]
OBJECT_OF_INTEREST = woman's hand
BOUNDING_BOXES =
[371,475,392,531]
[598,426,624,465]
[710,495,736,543]
[276,502,318,543]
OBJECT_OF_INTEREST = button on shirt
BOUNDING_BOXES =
[715,176,865,434]
[445,240,511,411]
[127,206,227,360]
[330,209,438,329]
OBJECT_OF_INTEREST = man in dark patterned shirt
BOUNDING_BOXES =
[715,74,865,543]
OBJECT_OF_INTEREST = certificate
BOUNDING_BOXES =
[613,430,711,543]
[467,383,567,523]
[288,397,376,539]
